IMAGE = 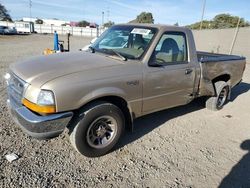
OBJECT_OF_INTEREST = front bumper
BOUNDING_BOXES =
[7,99,73,139]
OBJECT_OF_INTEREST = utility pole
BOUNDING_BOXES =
[102,11,104,26]
[200,0,206,30]
[106,7,110,23]
[29,0,32,20]
[229,17,241,55]
[29,0,32,33]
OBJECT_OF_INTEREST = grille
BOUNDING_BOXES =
[7,72,27,108]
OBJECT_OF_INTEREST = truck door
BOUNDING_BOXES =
[143,31,196,113]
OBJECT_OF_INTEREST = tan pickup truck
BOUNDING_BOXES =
[5,24,246,157]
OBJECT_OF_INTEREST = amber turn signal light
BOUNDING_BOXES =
[22,98,56,114]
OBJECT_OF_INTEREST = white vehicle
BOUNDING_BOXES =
[14,22,33,33]
[81,37,98,51]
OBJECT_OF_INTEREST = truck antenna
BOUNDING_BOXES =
[229,17,241,55]
[200,0,206,30]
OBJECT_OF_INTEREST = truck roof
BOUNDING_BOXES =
[114,23,191,32]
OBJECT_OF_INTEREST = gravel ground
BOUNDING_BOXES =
[0,34,250,188]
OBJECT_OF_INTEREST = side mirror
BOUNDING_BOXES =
[148,52,163,67]
[148,61,163,67]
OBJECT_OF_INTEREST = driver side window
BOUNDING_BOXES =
[154,32,188,64]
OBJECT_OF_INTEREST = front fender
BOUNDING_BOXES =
[78,87,127,107]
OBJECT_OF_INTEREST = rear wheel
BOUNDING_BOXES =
[69,102,125,157]
[206,81,230,111]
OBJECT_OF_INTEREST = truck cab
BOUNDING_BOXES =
[141,26,200,114]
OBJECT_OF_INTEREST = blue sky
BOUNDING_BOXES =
[1,0,250,25]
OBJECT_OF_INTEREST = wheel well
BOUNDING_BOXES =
[76,96,133,131]
[211,74,231,96]
[212,74,231,84]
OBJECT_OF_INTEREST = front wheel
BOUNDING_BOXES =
[69,102,125,157]
[206,81,230,111]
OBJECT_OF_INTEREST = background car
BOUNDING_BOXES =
[0,26,17,35]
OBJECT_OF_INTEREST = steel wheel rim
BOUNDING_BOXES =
[217,87,228,108]
[86,115,118,149]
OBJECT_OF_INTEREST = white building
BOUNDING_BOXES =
[22,17,37,22]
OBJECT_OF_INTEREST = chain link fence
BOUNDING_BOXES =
[0,21,105,37]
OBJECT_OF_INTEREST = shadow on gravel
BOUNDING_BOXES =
[230,82,250,101]
[219,140,250,188]
[116,97,205,150]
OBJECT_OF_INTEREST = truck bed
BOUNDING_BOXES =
[197,51,245,63]
[197,51,246,96]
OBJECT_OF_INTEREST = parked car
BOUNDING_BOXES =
[0,26,17,35]
[5,24,246,157]
[81,37,98,51]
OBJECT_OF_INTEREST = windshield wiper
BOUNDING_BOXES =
[102,48,127,61]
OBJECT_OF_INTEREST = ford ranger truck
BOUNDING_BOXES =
[5,24,246,157]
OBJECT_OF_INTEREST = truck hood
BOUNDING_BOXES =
[10,51,124,87]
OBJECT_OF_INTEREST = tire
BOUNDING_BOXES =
[206,81,230,111]
[69,101,125,157]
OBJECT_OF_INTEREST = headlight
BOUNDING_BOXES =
[4,73,11,85]
[4,73,11,80]
[22,90,56,114]
[37,90,55,105]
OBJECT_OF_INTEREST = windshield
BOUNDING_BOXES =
[92,25,157,59]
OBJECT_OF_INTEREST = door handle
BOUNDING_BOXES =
[185,69,193,75]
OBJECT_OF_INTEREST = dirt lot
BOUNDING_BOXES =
[0,34,250,188]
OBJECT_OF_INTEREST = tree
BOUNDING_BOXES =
[77,20,90,27]
[213,14,249,28]
[35,19,43,24]
[187,13,250,29]
[0,3,12,22]
[129,12,154,24]
[174,22,179,26]
[103,21,115,28]
[187,20,214,29]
